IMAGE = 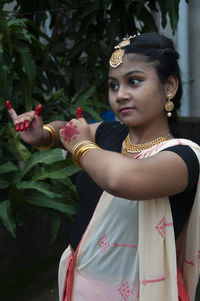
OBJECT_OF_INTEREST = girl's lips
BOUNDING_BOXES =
[120,107,133,113]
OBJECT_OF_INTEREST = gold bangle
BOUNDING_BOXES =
[72,141,96,160]
[34,125,56,151]
[72,141,100,168]
[76,145,98,163]
[72,140,93,155]
[80,147,98,161]
[72,141,98,159]
[73,146,99,168]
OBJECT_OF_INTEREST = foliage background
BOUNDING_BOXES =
[0,0,186,239]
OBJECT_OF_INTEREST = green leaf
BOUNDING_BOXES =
[33,160,79,180]
[9,184,25,210]
[157,0,168,29]
[71,86,96,104]
[0,56,13,109]
[70,38,95,59]
[18,148,64,180]
[6,123,31,162]
[164,0,180,33]
[0,161,18,174]
[81,105,102,121]
[8,18,28,27]
[18,71,32,111]
[16,180,61,198]
[50,88,64,101]
[13,42,35,87]
[0,199,16,238]
[13,41,36,110]
[0,11,11,54]
[0,178,10,189]
[26,192,77,215]
[51,177,77,195]
[49,213,61,243]
[8,18,34,44]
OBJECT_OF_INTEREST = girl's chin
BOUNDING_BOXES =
[116,116,137,126]
[119,120,137,127]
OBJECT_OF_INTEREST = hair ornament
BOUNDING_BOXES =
[109,34,140,68]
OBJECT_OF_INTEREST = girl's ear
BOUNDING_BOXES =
[165,76,179,98]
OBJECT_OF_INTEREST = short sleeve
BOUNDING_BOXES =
[162,145,199,239]
[95,121,128,152]
[162,145,199,191]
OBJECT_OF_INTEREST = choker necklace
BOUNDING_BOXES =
[122,133,170,155]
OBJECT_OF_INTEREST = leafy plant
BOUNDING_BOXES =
[0,123,78,240]
[0,12,36,113]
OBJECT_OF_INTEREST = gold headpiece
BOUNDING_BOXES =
[109,34,140,68]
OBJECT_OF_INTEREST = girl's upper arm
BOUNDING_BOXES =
[111,150,190,200]
[81,145,191,200]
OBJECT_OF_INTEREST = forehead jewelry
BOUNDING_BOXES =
[109,34,140,68]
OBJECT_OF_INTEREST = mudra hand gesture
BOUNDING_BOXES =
[6,101,93,151]
[6,100,44,146]
[59,108,93,154]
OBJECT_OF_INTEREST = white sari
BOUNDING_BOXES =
[59,139,200,301]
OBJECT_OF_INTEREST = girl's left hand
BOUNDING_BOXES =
[59,108,93,153]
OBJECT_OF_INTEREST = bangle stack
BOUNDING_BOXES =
[72,140,100,168]
[35,125,56,151]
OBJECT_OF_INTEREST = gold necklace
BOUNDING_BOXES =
[122,133,170,155]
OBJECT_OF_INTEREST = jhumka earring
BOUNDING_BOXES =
[165,94,174,117]
[109,34,140,68]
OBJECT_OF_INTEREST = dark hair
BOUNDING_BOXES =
[124,32,182,137]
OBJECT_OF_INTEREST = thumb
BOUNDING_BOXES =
[34,104,43,127]
[76,107,83,119]
[76,107,88,125]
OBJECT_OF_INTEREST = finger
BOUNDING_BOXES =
[17,112,34,131]
[15,123,20,132]
[17,112,35,122]
[77,116,88,126]
[6,100,18,123]
[75,107,87,125]
[59,126,64,136]
[15,122,25,132]
[6,100,12,110]
[35,104,42,116]
[19,122,25,131]
[24,120,31,129]
[34,104,43,127]
[76,107,84,119]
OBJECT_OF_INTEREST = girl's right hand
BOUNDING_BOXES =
[6,100,45,146]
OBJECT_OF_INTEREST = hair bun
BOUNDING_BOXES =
[159,48,179,60]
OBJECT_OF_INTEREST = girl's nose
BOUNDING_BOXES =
[117,86,130,102]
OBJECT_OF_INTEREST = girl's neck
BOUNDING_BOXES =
[128,123,171,145]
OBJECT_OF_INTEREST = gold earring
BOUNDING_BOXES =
[165,94,174,117]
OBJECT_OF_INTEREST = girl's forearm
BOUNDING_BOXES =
[33,121,67,149]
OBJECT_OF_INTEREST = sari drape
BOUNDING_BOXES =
[59,139,200,301]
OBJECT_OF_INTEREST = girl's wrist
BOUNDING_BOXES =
[33,125,56,150]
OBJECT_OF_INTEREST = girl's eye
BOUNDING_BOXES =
[109,81,119,91]
[129,78,141,86]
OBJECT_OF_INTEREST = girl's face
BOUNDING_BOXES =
[108,53,169,128]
